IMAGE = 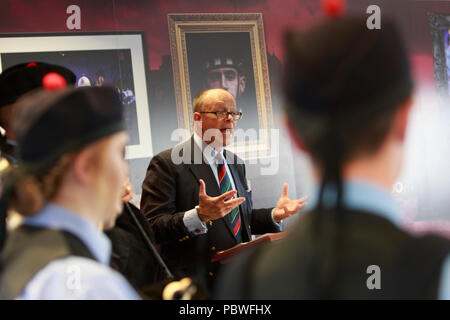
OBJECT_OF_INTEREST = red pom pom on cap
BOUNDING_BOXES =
[321,0,346,18]
[26,62,38,68]
[42,72,67,91]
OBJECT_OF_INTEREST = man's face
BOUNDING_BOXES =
[205,67,246,99]
[195,90,237,149]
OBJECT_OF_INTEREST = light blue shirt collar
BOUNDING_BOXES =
[306,180,402,227]
[22,203,112,265]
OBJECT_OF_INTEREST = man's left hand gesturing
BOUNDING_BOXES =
[273,183,308,223]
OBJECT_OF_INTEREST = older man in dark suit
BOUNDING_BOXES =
[140,88,307,293]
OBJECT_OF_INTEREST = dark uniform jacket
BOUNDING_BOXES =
[105,202,164,294]
[0,225,94,299]
[216,208,450,299]
[140,136,280,289]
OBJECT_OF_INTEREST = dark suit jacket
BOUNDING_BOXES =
[216,208,450,299]
[140,136,280,288]
[105,203,163,292]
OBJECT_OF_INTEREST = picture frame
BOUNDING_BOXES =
[0,31,153,160]
[429,13,450,104]
[168,13,274,159]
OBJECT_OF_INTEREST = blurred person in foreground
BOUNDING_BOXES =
[0,86,140,299]
[0,66,201,300]
[216,14,450,299]
[0,62,76,246]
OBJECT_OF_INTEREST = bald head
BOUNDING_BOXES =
[193,89,235,113]
[193,88,237,149]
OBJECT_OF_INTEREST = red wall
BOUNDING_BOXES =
[1,0,323,70]
[1,0,447,82]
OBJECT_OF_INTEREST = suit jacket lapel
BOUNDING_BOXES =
[187,136,221,197]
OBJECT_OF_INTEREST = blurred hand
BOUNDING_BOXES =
[121,181,133,203]
[162,278,198,300]
[273,183,308,223]
[197,179,245,222]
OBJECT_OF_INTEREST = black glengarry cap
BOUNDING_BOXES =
[13,86,126,173]
[0,62,76,109]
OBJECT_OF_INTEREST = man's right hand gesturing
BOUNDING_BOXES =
[197,179,245,223]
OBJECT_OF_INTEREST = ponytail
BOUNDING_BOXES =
[9,153,75,217]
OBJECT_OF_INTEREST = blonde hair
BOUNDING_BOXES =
[10,153,76,216]
[9,134,114,217]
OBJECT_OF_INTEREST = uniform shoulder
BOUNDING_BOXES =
[20,256,140,300]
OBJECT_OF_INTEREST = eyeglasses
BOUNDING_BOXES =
[199,110,243,120]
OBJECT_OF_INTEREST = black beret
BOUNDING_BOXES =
[283,16,413,118]
[0,62,76,108]
[13,86,125,173]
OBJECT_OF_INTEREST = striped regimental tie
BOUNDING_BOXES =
[216,153,242,243]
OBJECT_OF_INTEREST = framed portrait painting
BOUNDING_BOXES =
[168,13,275,159]
[0,31,153,160]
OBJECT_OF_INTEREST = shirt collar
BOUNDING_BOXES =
[193,132,223,165]
[305,179,402,227]
[22,203,112,265]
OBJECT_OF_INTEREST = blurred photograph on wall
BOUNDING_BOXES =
[2,49,139,145]
[0,32,153,159]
